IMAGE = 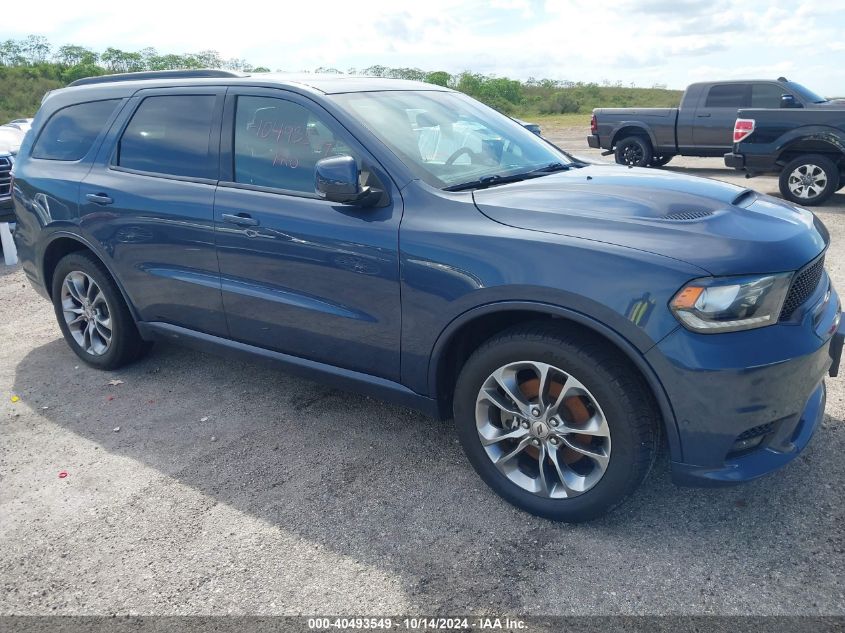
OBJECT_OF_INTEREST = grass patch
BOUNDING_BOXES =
[516,113,591,127]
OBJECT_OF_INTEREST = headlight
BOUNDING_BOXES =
[670,273,792,333]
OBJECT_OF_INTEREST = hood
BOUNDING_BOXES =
[472,163,828,276]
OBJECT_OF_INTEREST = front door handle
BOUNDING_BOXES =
[696,113,711,118]
[86,193,114,205]
[221,212,259,227]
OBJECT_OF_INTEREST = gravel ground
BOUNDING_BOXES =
[1,127,844,617]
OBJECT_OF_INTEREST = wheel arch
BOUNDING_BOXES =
[41,232,142,323]
[427,301,681,460]
[610,124,656,150]
[775,130,845,167]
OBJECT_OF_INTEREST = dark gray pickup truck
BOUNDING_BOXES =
[725,107,845,206]
[587,78,835,167]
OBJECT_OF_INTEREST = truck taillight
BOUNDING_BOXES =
[590,113,598,134]
[733,118,755,143]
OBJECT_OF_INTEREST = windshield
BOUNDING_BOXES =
[331,90,573,189]
[786,81,827,104]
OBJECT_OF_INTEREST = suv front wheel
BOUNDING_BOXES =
[453,323,659,522]
[51,251,150,369]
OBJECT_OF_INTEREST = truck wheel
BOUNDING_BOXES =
[650,154,674,167]
[614,136,653,167]
[453,323,660,522]
[779,154,840,206]
[51,251,150,370]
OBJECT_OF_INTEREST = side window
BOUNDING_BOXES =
[32,100,120,161]
[117,95,217,179]
[704,84,749,108]
[751,84,785,108]
[234,96,356,193]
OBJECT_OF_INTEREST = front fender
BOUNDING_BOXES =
[424,299,682,462]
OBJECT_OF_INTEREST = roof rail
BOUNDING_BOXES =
[68,69,246,87]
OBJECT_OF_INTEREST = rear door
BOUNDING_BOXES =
[213,87,403,379]
[692,83,750,151]
[80,87,228,336]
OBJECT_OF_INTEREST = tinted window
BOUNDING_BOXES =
[234,96,356,193]
[751,84,785,108]
[32,100,120,161]
[705,84,749,108]
[118,95,217,179]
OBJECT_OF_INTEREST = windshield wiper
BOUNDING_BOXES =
[444,162,582,192]
[529,162,574,173]
[443,172,544,192]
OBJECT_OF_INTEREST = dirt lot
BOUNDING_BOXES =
[1,128,844,616]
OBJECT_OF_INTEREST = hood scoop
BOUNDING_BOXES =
[663,209,715,221]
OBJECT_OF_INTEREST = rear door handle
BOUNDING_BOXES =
[86,193,114,205]
[221,212,259,227]
[696,113,711,118]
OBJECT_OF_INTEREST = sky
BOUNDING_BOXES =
[5,0,845,95]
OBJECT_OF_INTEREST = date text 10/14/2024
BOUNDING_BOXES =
[307,617,528,630]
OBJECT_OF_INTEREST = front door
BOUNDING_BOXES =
[213,88,403,380]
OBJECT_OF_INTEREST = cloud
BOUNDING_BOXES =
[3,0,844,94]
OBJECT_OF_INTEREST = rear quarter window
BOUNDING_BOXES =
[31,99,120,161]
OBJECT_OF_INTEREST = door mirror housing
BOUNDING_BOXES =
[315,155,375,205]
[780,94,802,108]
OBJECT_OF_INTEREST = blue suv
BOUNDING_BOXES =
[11,70,844,521]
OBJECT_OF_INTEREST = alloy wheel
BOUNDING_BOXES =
[621,144,644,165]
[474,361,611,499]
[60,271,113,356]
[787,163,828,200]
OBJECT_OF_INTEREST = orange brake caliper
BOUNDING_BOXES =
[519,377,590,465]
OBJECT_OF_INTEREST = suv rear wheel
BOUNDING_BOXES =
[51,251,150,369]
[453,323,659,522]
[614,136,653,167]
[779,154,840,206]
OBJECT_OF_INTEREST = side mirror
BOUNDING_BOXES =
[780,94,802,108]
[315,155,372,205]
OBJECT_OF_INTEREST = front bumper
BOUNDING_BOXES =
[587,134,601,149]
[0,196,14,223]
[649,279,841,486]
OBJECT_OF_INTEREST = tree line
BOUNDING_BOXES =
[0,35,682,122]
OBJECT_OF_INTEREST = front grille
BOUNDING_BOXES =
[780,255,825,320]
[736,422,774,442]
[0,156,11,199]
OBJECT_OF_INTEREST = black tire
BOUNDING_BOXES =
[51,251,150,370]
[453,323,660,522]
[614,136,653,167]
[778,154,840,206]
[650,154,674,167]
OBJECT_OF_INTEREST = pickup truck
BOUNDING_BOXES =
[725,107,845,206]
[587,78,838,168]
